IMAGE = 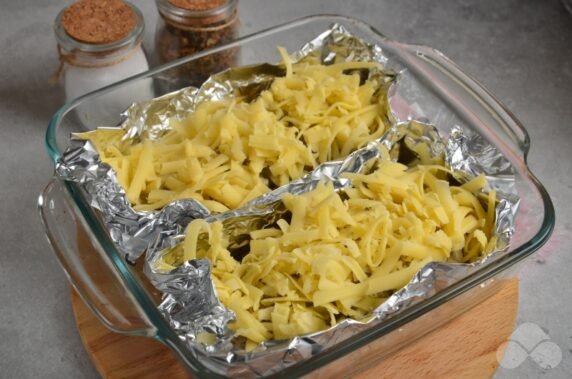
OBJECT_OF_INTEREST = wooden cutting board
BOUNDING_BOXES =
[70,279,518,379]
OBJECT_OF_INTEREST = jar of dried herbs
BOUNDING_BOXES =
[155,0,240,87]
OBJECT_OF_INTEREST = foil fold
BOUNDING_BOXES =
[154,259,235,350]
[56,138,210,261]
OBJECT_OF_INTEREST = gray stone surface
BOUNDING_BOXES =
[0,0,570,377]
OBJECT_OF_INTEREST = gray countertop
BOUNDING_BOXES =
[0,0,570,378]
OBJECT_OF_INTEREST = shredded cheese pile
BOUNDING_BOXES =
[160,154,497,348]
[81,54,389,212]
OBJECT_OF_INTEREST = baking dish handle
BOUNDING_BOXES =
[38,177,156,337]
[395,43,531,160]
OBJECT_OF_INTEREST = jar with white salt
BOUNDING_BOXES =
[53,0,153,126]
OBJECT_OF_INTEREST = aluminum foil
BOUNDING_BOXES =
[54,23,520,377]
[55,23,395,261]
[145,120,518,376]
[446,125,519,246]
[56,138,210,261]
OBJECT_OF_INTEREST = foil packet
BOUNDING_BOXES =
[54,24,519,377]
[55,23,395,262]
[145,120,518,376]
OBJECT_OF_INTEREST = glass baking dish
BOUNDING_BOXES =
[39,15,554,378]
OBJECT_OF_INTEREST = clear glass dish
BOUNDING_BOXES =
[38,15,554,378]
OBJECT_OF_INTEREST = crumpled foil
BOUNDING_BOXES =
[56,137,210,262]
[54,24,520,377]
[55,23,395,261]
[446,125,519,245]
[145,120,518,376]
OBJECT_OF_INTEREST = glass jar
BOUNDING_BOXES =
[155,0,240,88]
[53,2,153,126]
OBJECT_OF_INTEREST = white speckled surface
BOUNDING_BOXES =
[0,0,570,378]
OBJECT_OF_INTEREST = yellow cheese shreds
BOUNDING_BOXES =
[164,155,496,347]
[78,52,390,213]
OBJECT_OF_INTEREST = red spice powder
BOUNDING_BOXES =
[62,0,136,44]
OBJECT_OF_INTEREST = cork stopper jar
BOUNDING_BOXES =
[53,0,152,125]
[155,0,240,86]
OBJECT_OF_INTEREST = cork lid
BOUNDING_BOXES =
[168,0,227,11]
[62,0,136,44]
